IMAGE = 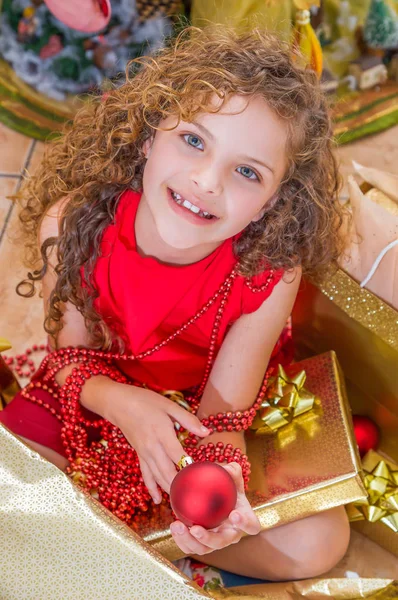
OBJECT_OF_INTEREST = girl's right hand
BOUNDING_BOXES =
[104,385,210,503]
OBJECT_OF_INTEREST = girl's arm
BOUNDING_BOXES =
[196,268,301,445]
[39,199,112,413]
[170,270,301,555]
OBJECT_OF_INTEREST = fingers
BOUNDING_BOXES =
[170,521,213,556]
[228,510,261,536]
[221,462,261,535]
[190,524,241,550]
[147,444,178,494]
[167,404,210,438]
[139,458,162,504]
[164,434,194,467]
[222,462,245,494]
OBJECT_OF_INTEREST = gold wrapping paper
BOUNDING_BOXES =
[0,425,210,600]
[137,352,366,561]
[216,579,398,599]
[292,270,398,462]
[348,451,398,557]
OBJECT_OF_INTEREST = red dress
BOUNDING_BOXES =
[0,189,284,457]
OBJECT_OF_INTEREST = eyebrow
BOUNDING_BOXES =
[240,155,275,175]
[191,121,275,175]
[191,121,215,141]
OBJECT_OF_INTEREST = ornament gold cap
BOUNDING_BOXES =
[178,455,194,470]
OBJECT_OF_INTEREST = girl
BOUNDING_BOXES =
[1,26,350,581]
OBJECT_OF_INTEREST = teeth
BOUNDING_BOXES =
[171,190,214,219]
[171,191,183,205]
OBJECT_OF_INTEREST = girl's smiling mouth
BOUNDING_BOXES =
[168,188,218,223]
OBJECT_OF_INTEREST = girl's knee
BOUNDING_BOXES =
[259,506,350,581]
[290,507,350,579]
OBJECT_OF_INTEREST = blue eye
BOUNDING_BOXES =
[183,134,204,150]
[237,166,259,181]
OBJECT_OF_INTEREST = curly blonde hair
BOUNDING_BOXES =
[17,25,343,349]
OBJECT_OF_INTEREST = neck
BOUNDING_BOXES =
[135,194,222,265]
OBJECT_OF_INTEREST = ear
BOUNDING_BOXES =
[142,136,154,159]
[251,192,279,223]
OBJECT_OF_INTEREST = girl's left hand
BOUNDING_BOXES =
[169,462,261,556]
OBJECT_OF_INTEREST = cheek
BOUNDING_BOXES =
[232,188,266,221]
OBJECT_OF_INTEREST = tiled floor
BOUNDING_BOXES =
[1,121,398,579]
[0,124,47,354]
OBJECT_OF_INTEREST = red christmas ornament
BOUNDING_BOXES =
[352,415,380,457]
[170,461,237,529]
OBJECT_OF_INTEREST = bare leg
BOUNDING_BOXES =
[194,506,350,581]
[19,436,69,471]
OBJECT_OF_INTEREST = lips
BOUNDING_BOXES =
[170,189,217,220]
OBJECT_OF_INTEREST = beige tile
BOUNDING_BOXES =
[0,208,46,357]
[26,141,47,177]
[0,178,19,233]
[0,123,34,175]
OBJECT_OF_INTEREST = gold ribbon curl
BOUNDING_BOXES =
[347,455,398,533]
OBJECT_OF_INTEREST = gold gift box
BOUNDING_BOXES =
[291,270,398,574]
[292,269,398,463]
[141,351,366,561]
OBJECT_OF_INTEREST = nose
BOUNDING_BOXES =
[191,160,223,196]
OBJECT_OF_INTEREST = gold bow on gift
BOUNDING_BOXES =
[347,455,398,533]
[1,337,20,409]
[251,365,320,436]
[0,338,11,353]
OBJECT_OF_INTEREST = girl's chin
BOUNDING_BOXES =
[159,234,200,251]
[156,221,201,249]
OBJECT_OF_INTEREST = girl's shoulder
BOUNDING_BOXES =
[238,267,285,316]
[39,196,70,245]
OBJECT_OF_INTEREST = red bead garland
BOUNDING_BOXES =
[3,343,47,378]
[6,268,274,526]
[186,442,251,487]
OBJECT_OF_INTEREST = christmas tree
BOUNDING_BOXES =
[364,0,398,49]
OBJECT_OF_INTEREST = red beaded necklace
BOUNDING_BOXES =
[6,267,274,526]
